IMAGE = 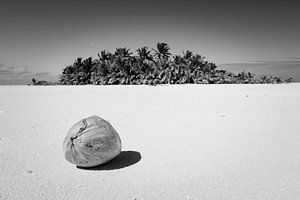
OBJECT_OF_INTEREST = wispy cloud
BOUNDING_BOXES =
[251,60,300,64]
[33,72,53,76]
[0,62,58,85]
[290,57,300,60]
[0,64,31,76]
[219,60,300,82]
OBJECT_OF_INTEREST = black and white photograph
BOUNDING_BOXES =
[0,0,299,199]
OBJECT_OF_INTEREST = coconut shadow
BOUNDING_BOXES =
[76,151,141,170]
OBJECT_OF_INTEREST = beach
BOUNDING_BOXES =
[0,84,299,200]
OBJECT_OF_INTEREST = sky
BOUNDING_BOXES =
[0,0,300,84]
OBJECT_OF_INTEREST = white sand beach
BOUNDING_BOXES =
[0,84,299,200]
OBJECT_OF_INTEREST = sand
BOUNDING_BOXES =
[0,84,299,200]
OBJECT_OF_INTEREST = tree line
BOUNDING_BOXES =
[57,42,291,85]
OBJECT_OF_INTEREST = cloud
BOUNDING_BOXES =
[0,63,31,76]
[290,57,300,60]
[250,60,300,64]
[33,72,52,76]
[219,61,300,82]
[0,62,58,85]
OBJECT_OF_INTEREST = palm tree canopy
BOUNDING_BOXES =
[136,47,153,61]
[98,50,112,62]
[153,42,171,59]
[182,50,193,60]
[115,48,132,58]
[73,57,82,65]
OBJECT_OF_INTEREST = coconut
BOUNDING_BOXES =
[63,115,122,167]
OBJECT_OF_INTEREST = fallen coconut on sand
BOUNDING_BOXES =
[63,115,122,167]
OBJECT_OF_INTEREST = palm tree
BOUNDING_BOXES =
[115,47,132,58]
[97,50,112,64]
[190,54,204,69]
[80,57,93,84]
[136,47,155,76]
[71,58,83,84]
[172,52,193,83]
[152,42,171,75]
[73,57,82,71]
[153,42,171,60]
[59,65,73,84]
[137,47,153,61]
[182,50,193,60]
[31,78,36,85]
[112,48,134,84]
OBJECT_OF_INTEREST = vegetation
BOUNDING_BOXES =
[30,78,58,86]
[59,43,292,85]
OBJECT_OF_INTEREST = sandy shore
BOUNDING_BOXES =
[0,84,299,200]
